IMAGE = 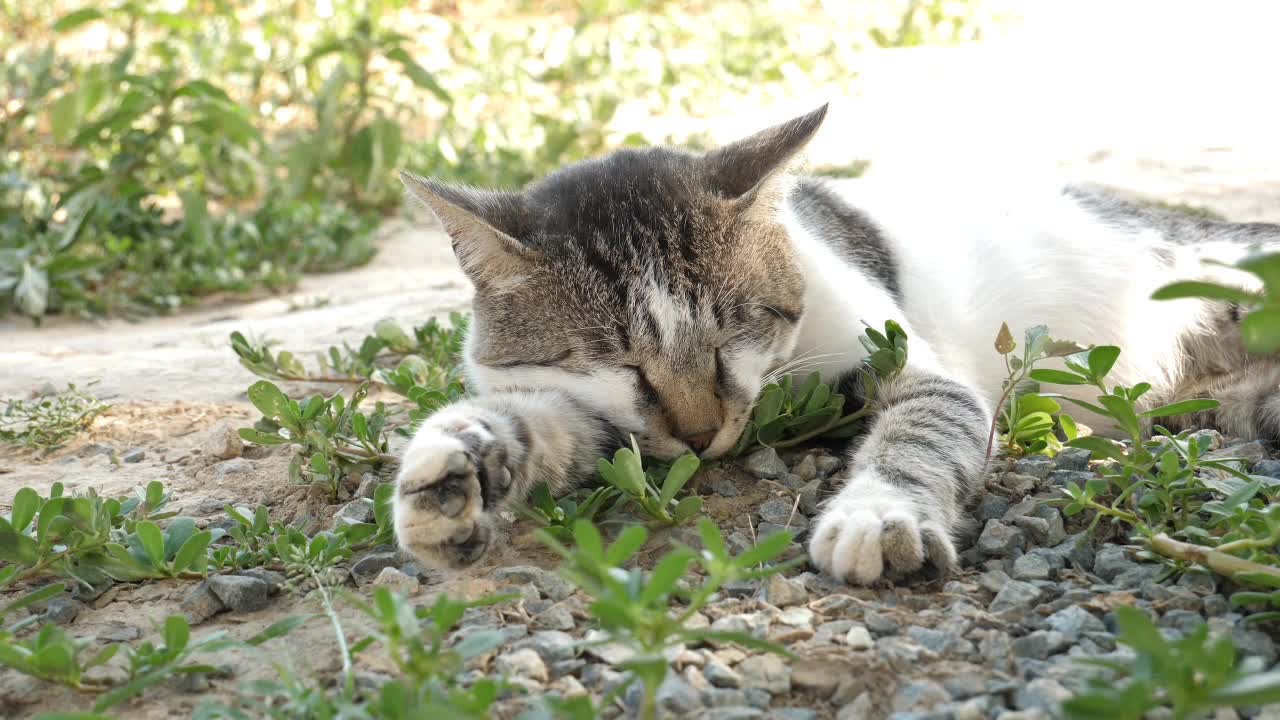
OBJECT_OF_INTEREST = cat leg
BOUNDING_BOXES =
[394,389,619,568]
[809,369,992,584]
[1144,362,1280,443]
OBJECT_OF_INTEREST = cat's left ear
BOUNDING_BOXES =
[702,103,828,222]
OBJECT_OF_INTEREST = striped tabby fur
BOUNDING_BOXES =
[393,105,1280,584]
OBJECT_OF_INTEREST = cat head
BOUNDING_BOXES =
[403,105,826,460]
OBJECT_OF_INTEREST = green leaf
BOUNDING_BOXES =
[679,629,793,658]
[10,487,39,533]
[639,549,693,605]
[1059,414,1079,440]
[162,517,197,561]
[134,521,165,568]
[1140,398,1220,419]
[659,454,700,507]
[1029,369,1089,386]
[603,525,647,566]
[1151,280,1260,304]
[1098,395,1142,439]
[4,583,67,615]
[246,381,288,419]
[1242,307,1280,354]
[672,496,702,524]
[53,8,105,32]
[246,615,311,646]
[163,614,190,653]
[1085,346,1121,379]
[734,529,795,567]
[1066,436,1128,463]
[237,428,287,446]
[172,531,212,574]
[1207,671,1280,707]
[753,386,785,425]
[385,47,451,102]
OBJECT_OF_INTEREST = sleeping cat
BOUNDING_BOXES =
[393,104,1280,584]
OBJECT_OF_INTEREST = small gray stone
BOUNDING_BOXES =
[1046,605,1105,641]
[837,692,875,720]
[764,575,808,608]
[979,569,1011,594]
[181,581,225,623]
[122,448,145,463]
[1207,441,1267,469]
[1188,429,1224,451]
[533,603,575,631]
[845,625,874,650]
[905,626,952,655]
[708,477,739,497]
[1048,469,1095,487]
[214,457,254,478]
[238,568,287,594]
[990,581,1043,614]
[1254,459,1280,480]
[977,494,1010,523]
[1014,678,1071,710]
[334,498,375,526]
[737,654,791,694]
[657,672,701,715]
[892,679,951,712]
[793,455,818,481]
[495,648,548,683]
[372,567,417,594]
[1012,552,1052,581]
[705,660,743,688]
[207,575,272,612]
[1012,456,1054,479]
[1094,545,1137,581]
[977,520,1026,557]
[199,420,243,461]
[941,674,987,700]
[1012,630,1068,660]
[1048,533,1095,571]
[1160,609,1206,634]
[1233,625,1277,663]
[864,610,900,636]
[43,596,81,624]
[798,479,822,516]
[70,573,113,602]
[756,522,798,540]
[814,455,841,477]
[1203,594,1229,617]
[351,551,399,582]
[96,623,142,643]
[759,499,807,530]
[771,709,819,720]
[999,473,1040,495]
[702,708,764,720]
[1030,505,1067,545]
[492,565,575,601]
[1055,447,1092,472]
[745,448,788,479]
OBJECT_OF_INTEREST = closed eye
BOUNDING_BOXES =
[626,365,661,405]
[488,349,574,369]
[714,348,727,388]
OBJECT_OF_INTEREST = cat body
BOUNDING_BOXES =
[393,105,1280,583]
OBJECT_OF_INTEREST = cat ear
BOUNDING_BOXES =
[400,172,536,286]
[703,103,828,222]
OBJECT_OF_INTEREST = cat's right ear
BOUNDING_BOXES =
[401,172,537,286]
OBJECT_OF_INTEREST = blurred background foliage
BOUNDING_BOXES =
[0,0,1004,320]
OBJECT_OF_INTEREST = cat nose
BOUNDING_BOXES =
[682,429,719,453]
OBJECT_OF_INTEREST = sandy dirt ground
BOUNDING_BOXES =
[2,17,1279,715]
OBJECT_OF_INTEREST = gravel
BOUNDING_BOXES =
[207,574,272,612]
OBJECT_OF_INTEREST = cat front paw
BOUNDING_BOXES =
[393,420,513,569]
[808,480,958,584]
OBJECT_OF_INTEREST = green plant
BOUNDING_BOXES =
[0,584,118,692]
[597,439,702,527]
[1032,345,1280,610]
[517,483,625,544]
[1063,607,1280,720]
[1153,251,1280,353]
[733,319,909,455]
[238,380,390,499]
[1,383,109,451]
[539,519,800,720]
[988,323,1087,458]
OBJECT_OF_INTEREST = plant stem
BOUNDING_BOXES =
[768,406,871,451]
[309,564,354,700]
[1149,533,1280,585]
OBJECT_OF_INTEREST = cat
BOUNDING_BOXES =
[392,104,1280,584]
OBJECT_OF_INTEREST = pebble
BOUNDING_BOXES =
[122,448,146,463]
[977,494,1010,523]
[814,456,841,477]
[350,551,399,583]
[1047,469,1095,487]
[798,479,822,516]
[708,477,740,497]
[745,448,788,479]
[181,580,226,623]
[371,567,418,595]
[990,581,1043,614]
[334,498,376,526]
[892,679,951,712]
[496,648,549,683]
[492,565,575,601]
[845,625,874,650]
[1014,678,1071,710]
[1254,458,1280,479]
[1011,456,1054,479]
[214,458,254,478]
[765,575,808,608]
[1094,546,1138,581]
[1046,605,1106,641]
[43,596,82,624]
[207,575,272,612]
[200,420,244,460]
[793,455,817,481]
[977,521,1026,557]
[533,603,576,631]
[837,692,875,720]
[705,660,743,688]
[759,499,807,530]
[1012,552,1052,581]
[737,654,791,694]
[1054,447,1092,471]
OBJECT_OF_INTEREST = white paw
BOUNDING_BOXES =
[394,421,510,568]
[808,479,958,585]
